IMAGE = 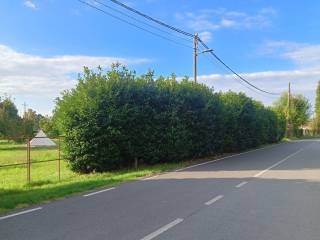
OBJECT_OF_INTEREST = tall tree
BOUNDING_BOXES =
[23,108,43,137]
[0,96,22,139]
[39,115,60,137]
[273,92,311,136]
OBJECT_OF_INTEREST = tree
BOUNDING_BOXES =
[23,108,43,137]
[54,65,285,173]
[273,92,311,136]
[39,115,60,137]
[0,96,22,140]
[315,81,320,133]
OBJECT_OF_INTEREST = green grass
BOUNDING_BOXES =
[0,140,283,215]
[0,140,59,165]
[0,140,188,214]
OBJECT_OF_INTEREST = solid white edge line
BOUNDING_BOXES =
[174,142,287,172]
[141,142,287,181]
[0,207,42,221]
[205,195,224,206]
[140,218,184,240]
[254,144,312,178]
[142,140,312,181]
[235,181,248,188]
[83,187,115,197]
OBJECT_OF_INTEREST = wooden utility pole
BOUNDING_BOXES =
[27,138,31,183]
[23,102,27,117]
[287,82,292,137]
[58,136,61,181]
[23,102,27,138]
[193,33,198,83]
[288,82,291,114]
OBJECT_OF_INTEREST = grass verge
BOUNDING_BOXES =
[0,161,187,215]
[0,140,285,215]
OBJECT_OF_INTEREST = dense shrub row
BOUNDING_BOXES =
[55,66,286,173]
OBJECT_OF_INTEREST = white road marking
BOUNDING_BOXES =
[140,218,183,240]
[142,142,287,181]
[83,187,115,197]
[236,181,248,188]
[0,207,42,221]
[254,145,310,178]
[205,195,224,206]
[175,143,286,172]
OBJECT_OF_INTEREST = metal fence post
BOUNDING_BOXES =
[58,136,61,181]
[27,138,31,183]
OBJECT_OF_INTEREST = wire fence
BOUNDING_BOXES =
[0,136,65,186]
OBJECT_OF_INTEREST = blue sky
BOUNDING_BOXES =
[1,0,320,115]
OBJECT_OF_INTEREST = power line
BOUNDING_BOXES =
[78,0,193,49]
[93,0,193,44]
[107,0,280,96]
[107,0,194,37]
[197,44,275,97]
[198,38,280,95]
[80,0,281,96]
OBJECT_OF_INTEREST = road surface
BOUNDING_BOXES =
[1,140,320,240]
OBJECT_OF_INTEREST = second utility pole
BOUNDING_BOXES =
[287,82,292,137]
[193,33,198,83]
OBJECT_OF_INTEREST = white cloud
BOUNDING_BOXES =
[198,31,212,43]
[262,40,320,66]
[197,67,320,108]
[23,0,37,10]
[283,45,320,66]
[176,7,276,33]
[220,18,236,28]
[0,44,149,97]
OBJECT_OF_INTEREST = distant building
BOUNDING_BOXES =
[30,129,56,147]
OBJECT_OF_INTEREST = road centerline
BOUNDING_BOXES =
[83,187,115,197]
[140,218,183,240]
[236,181,248,188]
[205,195,224,206]
[254,144,312,178]
[0,207,42,221]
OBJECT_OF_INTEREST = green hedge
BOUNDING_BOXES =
[55,66,286,173]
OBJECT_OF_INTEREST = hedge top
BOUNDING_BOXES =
[54,65,286,173]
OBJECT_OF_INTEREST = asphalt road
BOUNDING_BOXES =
[1,140,320,240]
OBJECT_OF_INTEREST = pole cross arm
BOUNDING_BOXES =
[198,49,214,55]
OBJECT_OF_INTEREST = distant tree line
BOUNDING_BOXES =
[54,65,286,173]
[0,96,60,140]
[272,92,311,137]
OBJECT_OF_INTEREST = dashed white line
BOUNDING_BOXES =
[140,218,184,240]
[205,195,224,206]
[254,146,309,178]
[83,187,115,197]
[235,181,248,188]
[0,207,42,221]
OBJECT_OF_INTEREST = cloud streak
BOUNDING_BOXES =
[176,7,276,34]
[23,0,37,10]
[198,67,320,108]
[0,44,149,96]
[261,40,320,67]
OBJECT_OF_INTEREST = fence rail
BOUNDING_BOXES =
[0,136,64,184]
[0,159,62,168]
